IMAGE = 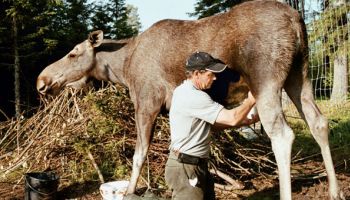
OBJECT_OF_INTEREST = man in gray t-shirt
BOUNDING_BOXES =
[165,52,259,200]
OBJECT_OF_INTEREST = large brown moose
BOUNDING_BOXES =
[36,1,344,199]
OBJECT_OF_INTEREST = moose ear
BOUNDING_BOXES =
[88,30,103,48]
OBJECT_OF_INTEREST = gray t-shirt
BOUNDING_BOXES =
[169,80,224,158]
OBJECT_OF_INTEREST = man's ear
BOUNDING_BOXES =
[88,30,103,48]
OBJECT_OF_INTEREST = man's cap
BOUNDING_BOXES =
[185,52,227,73]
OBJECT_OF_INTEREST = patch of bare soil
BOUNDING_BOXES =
[221,173,350,200]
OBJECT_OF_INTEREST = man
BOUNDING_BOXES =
[165,52,259,200]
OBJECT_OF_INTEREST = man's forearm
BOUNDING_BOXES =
[230,98,256,126]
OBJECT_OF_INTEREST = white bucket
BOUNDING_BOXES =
[99,181,129,200]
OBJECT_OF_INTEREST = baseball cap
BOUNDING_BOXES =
[185,52,227,73]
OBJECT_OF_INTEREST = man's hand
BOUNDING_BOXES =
[237,92,259,126]
[215,91,259,127]
[244,91,256,106]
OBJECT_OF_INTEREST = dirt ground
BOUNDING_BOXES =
[1,171,349,200]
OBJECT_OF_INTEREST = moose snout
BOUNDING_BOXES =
[36,76,52,95]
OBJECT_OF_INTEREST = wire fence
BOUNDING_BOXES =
[304,1,349,102]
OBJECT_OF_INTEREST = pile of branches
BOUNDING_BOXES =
[0,83,277,192]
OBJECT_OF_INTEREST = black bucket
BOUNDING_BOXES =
[25,171,59,200]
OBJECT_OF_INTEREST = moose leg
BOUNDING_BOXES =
[284,77,344,200]
[127,106,160,194]
[255,86,295,200]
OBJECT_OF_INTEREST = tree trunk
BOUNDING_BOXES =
[330,0,348,102]
[331,55,348,102]
[300,0,305,19]
[13,16,21,117]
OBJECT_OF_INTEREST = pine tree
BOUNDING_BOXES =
[1,0,61,117]
[189,0,245,19]
[89,0,139,39]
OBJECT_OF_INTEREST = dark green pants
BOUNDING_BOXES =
[165,154,215,200]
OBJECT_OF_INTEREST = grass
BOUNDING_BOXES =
[284,100,350,165]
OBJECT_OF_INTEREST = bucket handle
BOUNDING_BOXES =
[25,176,57,196]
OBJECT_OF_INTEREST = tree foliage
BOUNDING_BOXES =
[0,0,63,117]
[308,4,349,62]
[190,0,247,19]
[90,0,140,39]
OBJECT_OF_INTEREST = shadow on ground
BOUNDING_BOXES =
[57,180,100,199]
